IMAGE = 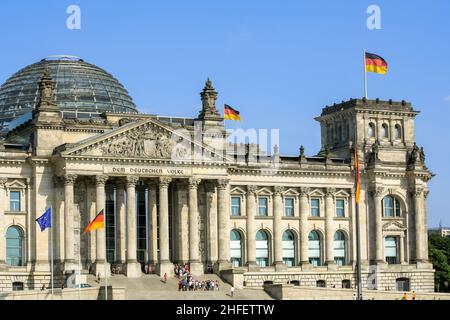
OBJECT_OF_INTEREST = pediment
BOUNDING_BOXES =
[59,118,229,163]
[382,220,406,232]
[5,179,26,189]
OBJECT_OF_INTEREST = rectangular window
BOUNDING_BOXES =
[284,197,295,217]
[231,196,241,216]
[10,191,21,212]
[310,199,320,217]
[336,199,345,217]
[258,197,268,216]
[385,237,398,264]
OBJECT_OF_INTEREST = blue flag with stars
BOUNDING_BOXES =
[36,208,52,232]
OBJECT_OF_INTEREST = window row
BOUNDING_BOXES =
[231,196,347,217]
[367,122,402,140]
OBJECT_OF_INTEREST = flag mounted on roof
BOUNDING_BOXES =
[365,52,388,74]
[82,209,105,235]
[224,104,241,121]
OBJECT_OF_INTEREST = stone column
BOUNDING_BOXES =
[0,178,8,270]
[175,181,189,263]
[325,188,335,267]
[273,186,285,270]
[125,176,141,277]
[94,175,110,277]
[63,174,77,271]
[115,180,126,264]
[246,185,258,268]
[423,190,430,262]
[158,177,172,276]
[373,187,384,264]
[53,176,64,267]
[205,181,218,268]
[216,179,231,270]
[399,234,405,264]
[413,188,426,263]
[188,177,203,275]
[299,188,310,267]
[146,180,158,265]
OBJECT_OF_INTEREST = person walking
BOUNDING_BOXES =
[163,272,168,283]
[401,292,408,300]
[412,291,417,300]
[230,286,235,298]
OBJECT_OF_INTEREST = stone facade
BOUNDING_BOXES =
[0,64,434,293]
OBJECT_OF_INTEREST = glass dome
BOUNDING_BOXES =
[0,55,138,130]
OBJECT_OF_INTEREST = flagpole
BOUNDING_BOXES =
[78,245,81,300]
[104,209,108,300]
[50,206,54,300]
[354,134,363,300]
[363,49,368,99]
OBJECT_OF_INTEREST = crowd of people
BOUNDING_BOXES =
[173,264,220,292]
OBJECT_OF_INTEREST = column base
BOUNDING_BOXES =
[93,261,111,278]
[214,260,232,273]
[274,261,287,272]
[126,261,142,278]
[326,261,337,271]
[189,261,204,276]
[301,261,312,271]
[63,260,79,273]
[246,262,260,272]
[0,260,7,271]
[416,260,433,269]
[158,261,173,277]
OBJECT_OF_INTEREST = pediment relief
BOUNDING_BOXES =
[382,220,406,232]
[60,118,228,162]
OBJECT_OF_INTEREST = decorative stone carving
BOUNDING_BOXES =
[0,177,8,188]
[325,187,336,197]
[410,187,423,198]
[37,68,57,108]
[118,118,136,126]
[370,186,384,198]
[198,78,221,119]
[95,175,108,186]
[63,174,78,185]
[217,179,230,190]
[159,177,172,188]
[100,123,188,159]
[299,187,310,197]
[188,177,201,189]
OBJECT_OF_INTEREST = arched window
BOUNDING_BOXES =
[381,123,389,138]
[6,226,24,266]
[256,230,270,267]
[368,123,375,138]
[308,231,322,266]
[282,231,296,267]
[383,196,401,217]
[333,231,347,266]
[230,230,243,267]
[395,124,402,140]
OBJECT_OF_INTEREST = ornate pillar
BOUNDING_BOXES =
[146,180,158,265]
[188,177,203,275]
[273,186,285,269]
[115,180,126,264]
[63,174,77,271]
[325,188,335,266]
[412,188,426,263]
[372,187,384,264]
[299,187,310,267]
[205,181,218,268]
[0,178,8,269]
[158,177,172,276]
[246,185,257,267]
[125,176,141,277]
[94,175,110,277]
[217,179,231,270]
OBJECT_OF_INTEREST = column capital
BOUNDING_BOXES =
[409,187,424,198]
[369,186,384,198]
[0,177,8,188]
[188,177,201,189]
[125,176,139,187]
[325,187,336,197]
[95,175,108,186]
[423,189,430,199]
[217,178,230,190]
[299,186,310,197]
[246,185,257,195]
[159,177,172,188]
[63,174,78,185]
[274,186,284,196]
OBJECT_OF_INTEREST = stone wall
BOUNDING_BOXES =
[0,271,65,292]
[0,286,125,300]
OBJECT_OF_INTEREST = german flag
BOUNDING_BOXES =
[365,52,388,74]
[224,104,241,121]
[82,209,105,235]
[354,143,361,204]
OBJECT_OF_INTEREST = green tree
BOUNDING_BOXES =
[428,233,450,292]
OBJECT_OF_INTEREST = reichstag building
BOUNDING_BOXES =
[0,56,434,292]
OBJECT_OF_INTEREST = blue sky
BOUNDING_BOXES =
[0,1,449,226]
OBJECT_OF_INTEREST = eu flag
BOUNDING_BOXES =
[36,208,52,232]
